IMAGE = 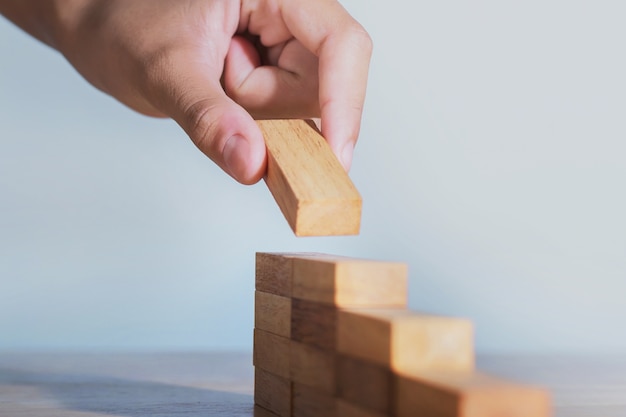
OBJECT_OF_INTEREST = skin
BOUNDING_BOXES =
[0,0,372,184]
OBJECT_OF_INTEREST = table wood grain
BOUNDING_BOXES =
[1,352,625,416]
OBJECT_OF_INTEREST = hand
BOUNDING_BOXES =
[38,0,372,184]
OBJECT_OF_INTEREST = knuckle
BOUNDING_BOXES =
[348,24,373,55]
[183,98,222,155]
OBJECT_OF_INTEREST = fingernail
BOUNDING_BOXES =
[340,143,354,172]
[224,134,250,182]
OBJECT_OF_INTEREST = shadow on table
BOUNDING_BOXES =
[0,367,254,417]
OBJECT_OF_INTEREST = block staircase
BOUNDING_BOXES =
[252,252,551,417]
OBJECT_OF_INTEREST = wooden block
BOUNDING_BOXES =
[255,368,292,417]
[290,341,337,395]
[338,355,393,414]
[291,298,337,350]
[254,405,281,417]
[255,252,332,297]
[394,371,552,417]
[256,291,291,338]
[256,252,408,307]
[258,119,362,237]
[253,329,290,379]
[292,256,408,306]
[336,400,389,417]
[255,252,297,297]
[337,309,474,373]
[292,383,336,417]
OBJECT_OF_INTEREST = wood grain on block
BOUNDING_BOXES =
[253,329,290,379]
[255,252,296,297]
[254,368,291,417]
[258,119,362,237]
[336,400,389,417]
[291,298,337,350]
[338,355,393,415]
[290,341,337,395]
[394,371,551,417]
[254,405,281,417]
[256,291,291,338]
[292,383,336,417]
[338,309,474,373]
[256,252,408,307]
[292,256,408,307]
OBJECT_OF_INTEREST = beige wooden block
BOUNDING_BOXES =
[292,383,336,417]
[254,368,291,417]
[255,252,297,297]
[338,355,392,414]
[256,291,291,338]
[338,309,474,373]
[292,256,408,306]
[290,341,337,395]
[253,329,290,379]
[394,371,552,417]
[256,252,408,307]
[291,298,337,350]
[258,119,362,237]
[336,400,388,417]
[254,405,281,417]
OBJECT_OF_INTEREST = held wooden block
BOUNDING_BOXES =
[258,119,362,237]
[336,400,389,417]
[338,309,474,373]
[290,341,337,395]
[292,383,336,417]
[394,371,552,417]
[255,252,408,307]
[338,355,393,415]
[256,291,292,338]
[254,368,292,417]
[253,329,290,379]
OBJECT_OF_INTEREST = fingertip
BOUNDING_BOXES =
[223,130,267,185]
[340,142,354,172]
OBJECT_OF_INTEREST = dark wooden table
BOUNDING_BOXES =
[1,352,625,416]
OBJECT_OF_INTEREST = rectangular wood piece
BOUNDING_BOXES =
[337,309,474,373]
[291,298,337,350]
[255,252,408,307]
[336,400,389,417]
[338,355,393,415]
[253,329,290,379]
[394,371,552,417]
[254,405,282,417]
[256,291,292,338]
[257,119,362,236]
[255,368,292,417]
[292,383,337,417]
[290,341,337,395]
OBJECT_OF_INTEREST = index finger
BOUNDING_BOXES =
[279,0,373,171]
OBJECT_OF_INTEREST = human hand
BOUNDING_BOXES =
[54,0,372,184]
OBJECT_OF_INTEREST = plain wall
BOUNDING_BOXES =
[1,0,625,353]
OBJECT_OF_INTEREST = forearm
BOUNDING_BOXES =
[0,0,89,51]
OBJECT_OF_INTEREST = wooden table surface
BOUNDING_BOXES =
[1,352,625,416]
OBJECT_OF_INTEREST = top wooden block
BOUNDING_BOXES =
[257,119,362,237]
[255,252,408,307]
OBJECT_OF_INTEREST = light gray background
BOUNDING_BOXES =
[1,1,625,353]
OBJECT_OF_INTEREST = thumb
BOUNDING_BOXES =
[158,67,267,185]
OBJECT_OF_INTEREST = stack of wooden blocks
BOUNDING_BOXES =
[253,252,551,417]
